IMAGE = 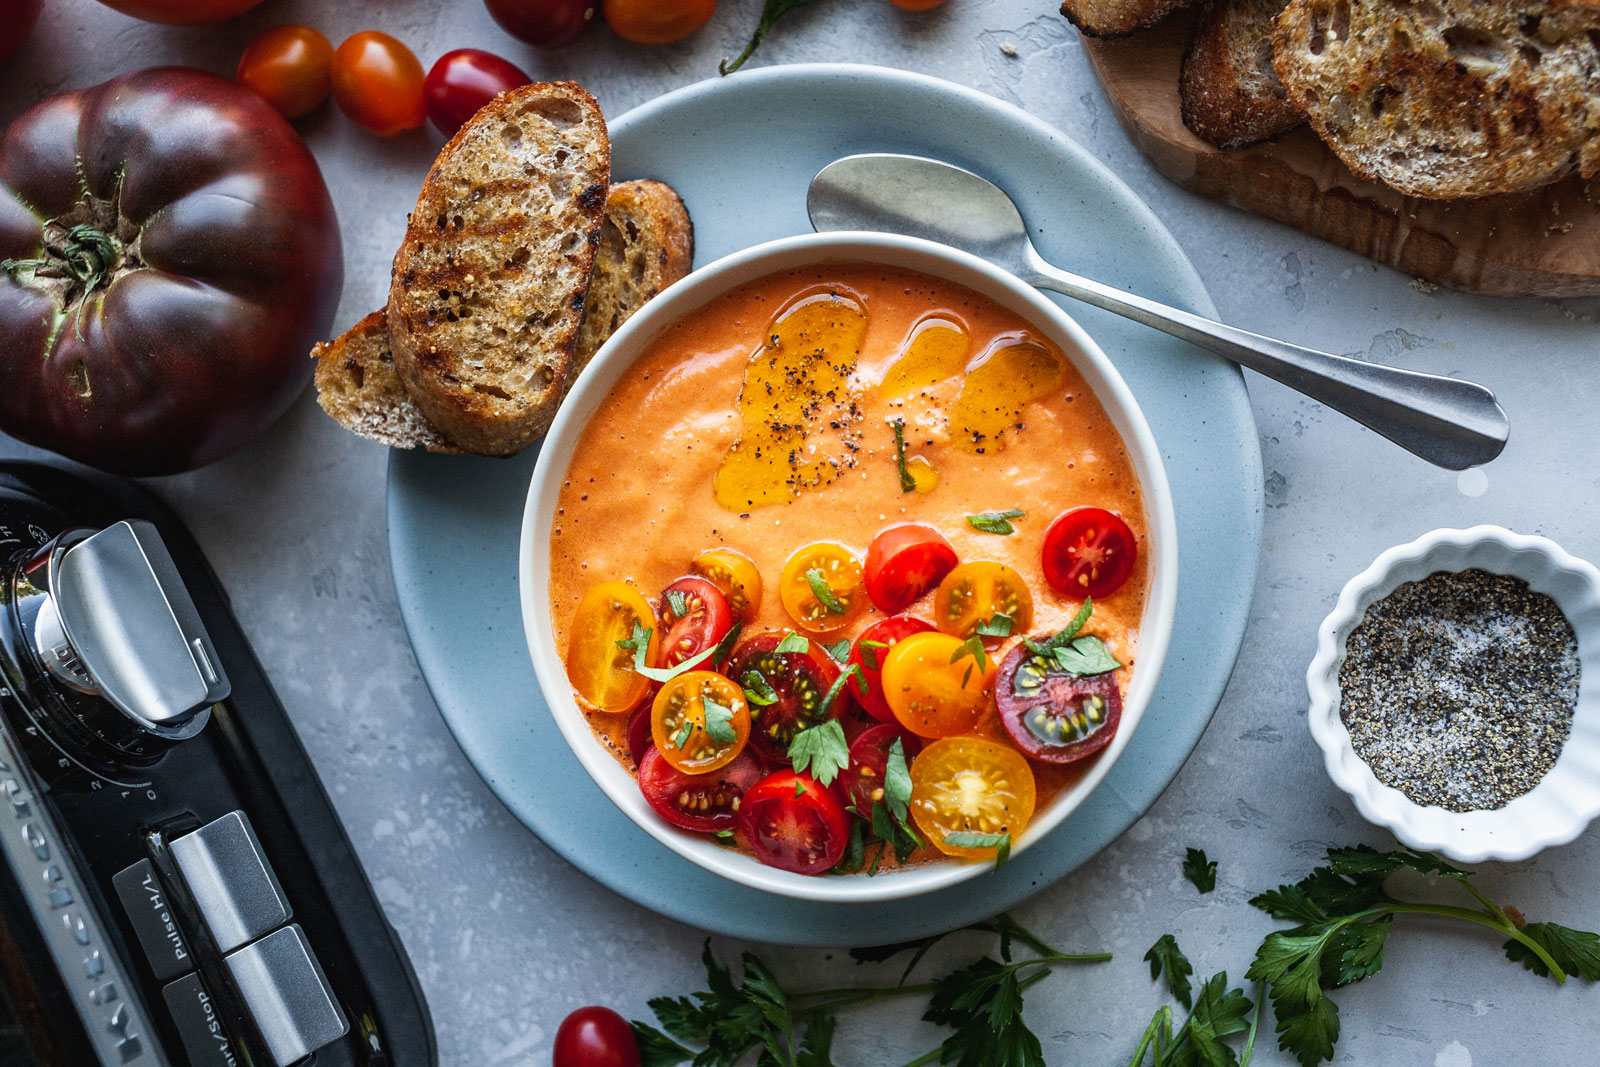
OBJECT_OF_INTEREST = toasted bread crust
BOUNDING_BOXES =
[1062,0,1197,38]
[388,81,611,455]
[1273,0,1600,199]
[312,312,461,453]
[1181,0,1303,147]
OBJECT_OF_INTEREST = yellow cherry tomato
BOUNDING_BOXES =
[880,631,996,738]
[910,736,1035,859]
[566,581,657,713]
[690,547,764,624]
[779,541,867,634]
[650,671,750,774]
[933,560,1034,639]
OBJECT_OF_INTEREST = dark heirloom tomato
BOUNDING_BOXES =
[90,0,264,25]
[0,0,41,63]
[724,632,840,765]
[736,770,850,875]
[0,68,341,475]
[638,748,761,833]
[847,615,935,722]
[995,638,1123,763]
[865,522,958,614]
[486,0,596,47]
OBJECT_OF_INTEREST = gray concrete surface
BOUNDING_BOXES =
[2,1,1597,1064]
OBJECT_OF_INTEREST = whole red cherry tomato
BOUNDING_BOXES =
[485,0,595,48]
[553,1005,641,1067]
[332,32,426,137]
[864,522,958,614]
[1041,507,1138,600]
[0,68,341,475]
[604,0,715,44]
[90,0,263,24]
[0,0,42,62]
[423,49,531,136]
[236,25,334,119]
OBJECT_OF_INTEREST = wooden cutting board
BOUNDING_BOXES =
[1081,14,1600,298]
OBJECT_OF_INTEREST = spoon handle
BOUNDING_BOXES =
[1022,255,1509,470]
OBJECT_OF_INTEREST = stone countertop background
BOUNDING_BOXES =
[3,1,1598,1064]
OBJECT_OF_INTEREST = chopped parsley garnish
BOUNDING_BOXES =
[788,719,850,786]
[1025,597,1094,655]
[974,612,1014,638]
[871,801,924,863]
[824,638,851,663]
[702,692,737,745]
[740,669,778,706]
[671,720,693,751]
[817,663,867,717]
[1050,635,1122,676]
[1184,847,1218,894]
[950,634,989,674]
[857,638,889,671]
[884,739,912,823]
[711,622,743,669]
[617,622,718,683]
[942,831,1011,870]
[664,589,689,619]
[892,417,915,492]
[806,567,847,614]
[967,509,1025,535]
[774,632,810,654]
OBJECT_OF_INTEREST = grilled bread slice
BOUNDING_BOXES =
[1182,0,1303,147]
[314,181,694,452]
[1273,0,1600,199]
[1061,0,1196,38]
[388,82,610,455]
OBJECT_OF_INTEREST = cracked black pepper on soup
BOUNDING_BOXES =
[1338,569,1580,813]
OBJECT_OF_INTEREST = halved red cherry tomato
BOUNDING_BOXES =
[1041,507,1137,600]
[865,523,958,614]
[880,631,995,739]
[639,748,761,833]
[737,770,850,875]
[995,638,1123,764]
[837,724,922,817]
[910,736,1036,860]
[566,581,657,713]
[725,633,840,765]
[933,560,1034,639]
[655,576,734,670]
[690,547,764,624]
[331,31,426,136]
[423,48,531,136]
[485,0,595,47]
[780,542,867,634]
[626,704,653,768]
[847,615,935,722]
[603,0,715,44]
[554,1005,641,1067]
[236,25,333,119]
[650,671,749,774]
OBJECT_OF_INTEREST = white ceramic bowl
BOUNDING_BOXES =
[1308,526,1600,863]
[520,232,1179,901]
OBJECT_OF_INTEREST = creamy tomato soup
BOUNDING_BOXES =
[549,263,1149,875]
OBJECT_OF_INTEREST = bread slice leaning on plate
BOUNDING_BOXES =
[1273,0,1600,199]
[387,81,611,455]
[1181,0,1303,148]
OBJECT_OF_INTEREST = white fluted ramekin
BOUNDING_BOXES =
[1307,526,1600,863]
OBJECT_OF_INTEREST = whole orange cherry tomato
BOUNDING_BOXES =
[890,0,949,9]
[237,25,334,119]
[91,0,264,25]
[332,32,426,137]
[604,0,715,45]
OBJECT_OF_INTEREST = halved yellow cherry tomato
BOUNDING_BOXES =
[880,631,996,738]
[779,542,867,634]
[910,736,1036,859]
[933,561,1034,639]
[651,671,751,774]
[566,581,657,713]
[690,547,764,624]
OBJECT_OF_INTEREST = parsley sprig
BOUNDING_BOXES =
[1183,848,1217,894]
[618,622,717,683]
[891,417,915,493]
[967,509,1025,535]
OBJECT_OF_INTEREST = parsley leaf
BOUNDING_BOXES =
[1505,923,1600,980]
[1050,635,1121,676]
[871,800,924,864]
[1182,971,1256,1065]
[702,691,737,745]
[824,638,851,663]
[974,612,1014,638]
[857,638,888,671]
[618,622,719,683]
[671,720,693,751]
[967,509,1026,535]
[806,568,847,614]
[711,621,743,669]
[741,669,778,706]
[720,0,821,75]
[924,959,1044,1067]
[817,663,867,717]
[1144,933,1195,1010]
[1184,847,1218,894]
[943,831,1011,870]
[950,635,988,673]
[884,739,912,823]
[789,719,850,786]
[1025,597,1094,655]
[629,1021,691,1067]
[891,417,915,493]
[664,589,688,619]
[775,632,810,654]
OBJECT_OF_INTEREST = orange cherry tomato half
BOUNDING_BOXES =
[236,25,333,119]
[880,631,996,738]
[864,522,958,615]
[650,671,750,774]
[331,31,426,136]
[566,581,657,713]
[847,614,936,722]
[1042,507,1138,600]
[910,736,1036,859]
[933,560,1034,639]
[690,547,764,624]
[779,542,867,635]
[603,0,715,45]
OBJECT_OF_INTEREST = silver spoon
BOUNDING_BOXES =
[807,153,1509,470]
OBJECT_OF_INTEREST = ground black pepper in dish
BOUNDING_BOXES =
[1339,568,1580,812]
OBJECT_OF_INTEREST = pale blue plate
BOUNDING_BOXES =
[387,64,1262,946]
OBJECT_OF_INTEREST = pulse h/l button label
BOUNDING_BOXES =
[112,859,193,981]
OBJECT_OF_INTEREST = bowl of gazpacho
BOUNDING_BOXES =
[521,232,1178,902]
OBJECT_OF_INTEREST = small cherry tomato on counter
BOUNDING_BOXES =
[880,631,994,739]
[655,576,734,670]
[486,0,595,48]
[933,560,1034,640]
[90,0,263,25]
[846,615,935,722]
[890,0,950,10]
[332,31,426,136]
[650,671,750,774]
[553,1005,641,1067]
[0,0,42,63]
[566,581,657,713]
[737,770,850,875]
[1041,506,1137,600]
[865,522,958,614]
[724,632,840,765]
[423,48,531,136]
[690,547,763,624]
[910,736,1035,859]
[780,541,867,635]
[995,638,1123,764]
[639,748,761,833]
[236,25,334,119]
[603,0,715,45]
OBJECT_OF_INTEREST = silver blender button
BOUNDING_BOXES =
[224,925,348,1066]
[170,812,290,952]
